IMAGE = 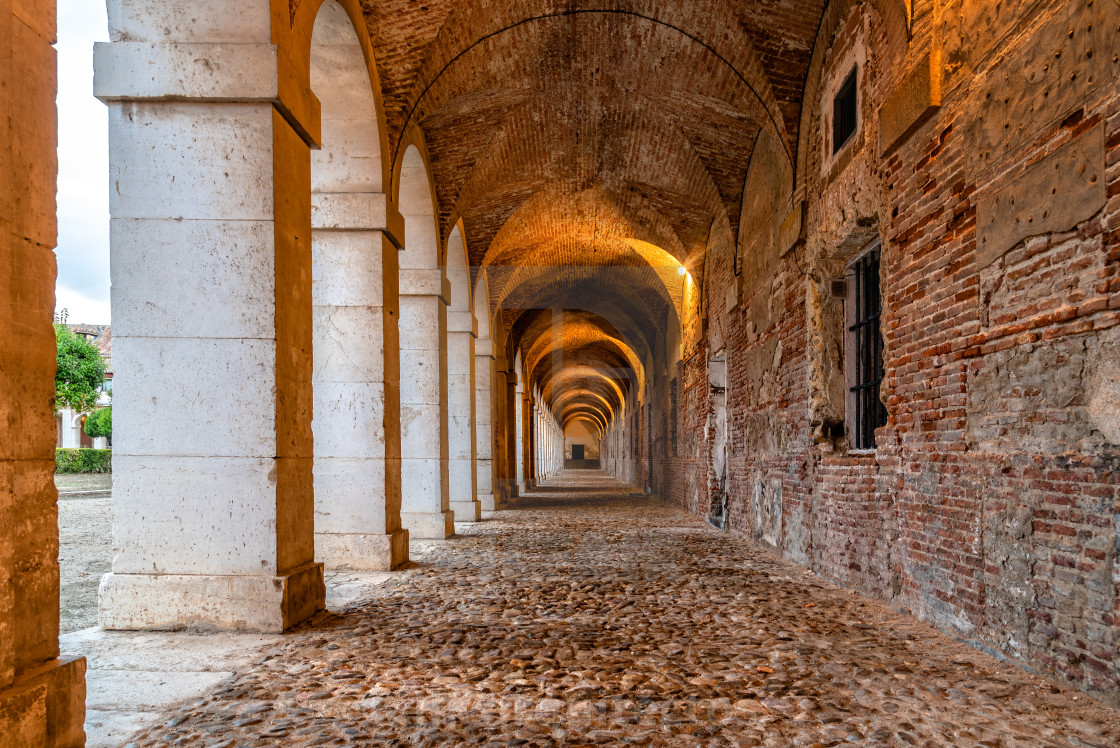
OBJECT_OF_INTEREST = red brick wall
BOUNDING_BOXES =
[648,0,1120,705]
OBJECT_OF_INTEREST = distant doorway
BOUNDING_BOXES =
[572,444,586,461]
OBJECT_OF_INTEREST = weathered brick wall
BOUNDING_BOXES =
[650,346,708,517]
[651,0,1120,704]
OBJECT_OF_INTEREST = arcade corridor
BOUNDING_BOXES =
[2,0,1119,743]
[117,472,1119,747]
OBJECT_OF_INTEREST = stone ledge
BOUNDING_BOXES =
[98,563,325,633]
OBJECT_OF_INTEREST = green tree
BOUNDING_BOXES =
[83,406,112,439]
[55,324,105,414]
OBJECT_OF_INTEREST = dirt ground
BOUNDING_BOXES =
[59,496,112,633]
[55,473,113,494]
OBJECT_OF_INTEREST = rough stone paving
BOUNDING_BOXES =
[126,473,1119,747]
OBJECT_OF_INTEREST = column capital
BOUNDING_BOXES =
[475,338,495,358]
[311,192,404,248]
[399,268,451,303]
[447,311,478,336]
[94,41,321,146]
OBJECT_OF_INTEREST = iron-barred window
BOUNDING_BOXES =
[847,245,887,449]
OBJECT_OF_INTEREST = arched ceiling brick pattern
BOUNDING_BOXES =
[516,310,644,423]
[296,0,834,430]
[356,0,827,257]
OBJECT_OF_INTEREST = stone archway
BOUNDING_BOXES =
[445,224,481,522]
[308,0,408,571]
[394,143,454,539]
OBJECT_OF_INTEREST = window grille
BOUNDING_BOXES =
[848,245,887,449]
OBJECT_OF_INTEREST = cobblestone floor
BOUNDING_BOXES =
[125,472,1119,747]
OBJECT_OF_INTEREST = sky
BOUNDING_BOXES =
[55,0,110,324]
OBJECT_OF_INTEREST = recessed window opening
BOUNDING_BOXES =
[847,243,886,449]
[833,66,858,154]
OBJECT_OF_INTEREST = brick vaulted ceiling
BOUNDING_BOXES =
[307,0,827,413]
[370,0,821,251]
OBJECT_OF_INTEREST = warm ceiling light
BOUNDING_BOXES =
[677,266,687,276]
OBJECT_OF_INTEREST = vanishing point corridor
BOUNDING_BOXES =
[3,1,1120,744]
[120,472,1119,748]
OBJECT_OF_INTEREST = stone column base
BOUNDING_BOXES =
[478,493,497,511]
[98,562,325,633]
[316,529,409,571]
[401,510,455,539]
[450,500,482,522]
[0,656,86,748]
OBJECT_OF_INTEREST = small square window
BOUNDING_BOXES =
[833,66,858,154]
[845,243,887,449]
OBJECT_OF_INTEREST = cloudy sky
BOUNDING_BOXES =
[55,0,110,324]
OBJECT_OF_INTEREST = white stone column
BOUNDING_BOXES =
[475,339,498,511]
[514,381,525,492]
[398,270,454,538]
[506,377,519,498]
[524,398,535,490]
[311,194,408,570]
[94,20,326,631]
[544,416,551,478]
[493,357,510,505]
[556,422,561,474]
[540,408,546,480]
[521,392,533,490]
[535,404,544,483]
[397,145,453,539]
[447,310,480,522]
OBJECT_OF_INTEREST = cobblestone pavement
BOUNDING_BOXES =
[125,472,1119,747]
